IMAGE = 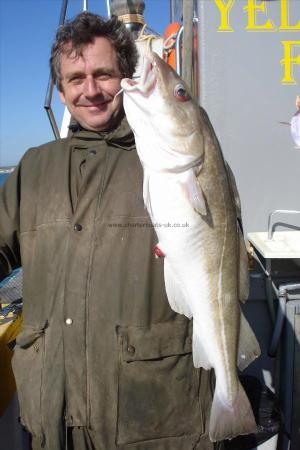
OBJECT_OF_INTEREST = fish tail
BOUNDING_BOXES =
[209,380,257,442]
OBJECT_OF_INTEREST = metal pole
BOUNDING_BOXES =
[175,26,184,76]
[83,0,88,11]
[170,0,175,23]
[45,0,68,109]
[182,0,194,92]
[170,0,182,23]
[44,0,69,139]
[106,0,111,18]
[110,0,145,35]
[46,108,61,140]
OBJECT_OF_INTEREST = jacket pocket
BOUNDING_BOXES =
[116,318,203,445]
[11,322,47,440]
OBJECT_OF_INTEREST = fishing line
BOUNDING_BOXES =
[113,88,124,101]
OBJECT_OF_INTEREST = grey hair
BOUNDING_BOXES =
[50,12,138,91]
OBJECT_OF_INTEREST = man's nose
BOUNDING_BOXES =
[83,77,100,98]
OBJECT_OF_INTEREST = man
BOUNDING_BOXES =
[1,12,215,450]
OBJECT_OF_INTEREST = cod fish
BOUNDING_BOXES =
[121,53,260,442]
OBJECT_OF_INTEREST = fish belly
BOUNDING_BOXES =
[146,170,257,441]
[147,170,231,371]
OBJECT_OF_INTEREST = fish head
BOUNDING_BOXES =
[121,52,204,171]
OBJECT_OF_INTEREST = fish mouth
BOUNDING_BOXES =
[121,54,157,95]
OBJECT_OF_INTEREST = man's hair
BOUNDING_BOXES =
[50,12,138,91]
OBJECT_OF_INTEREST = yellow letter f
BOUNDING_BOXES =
[281,41,300,85]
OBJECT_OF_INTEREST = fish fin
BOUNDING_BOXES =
[225,162,242,222]
[237,311,261,371]
[164,259,192,318]
[180,169,207,215]
[192,323,212,370]
[209,381,257,442]
[238,225,249,303]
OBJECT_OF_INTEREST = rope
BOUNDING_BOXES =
[118,13,145,25]
[163,32,177,51]
[136,24,158,53]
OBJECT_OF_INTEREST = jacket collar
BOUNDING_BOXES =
[69,115,136,151]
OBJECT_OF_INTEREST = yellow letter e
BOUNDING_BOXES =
[244,0,276,31]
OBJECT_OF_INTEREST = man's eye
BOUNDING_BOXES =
[69,77,84,84]
[96,73,111,81]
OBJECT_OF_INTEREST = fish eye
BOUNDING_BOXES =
[174,84,189,102]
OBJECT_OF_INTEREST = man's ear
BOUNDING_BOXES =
[59,90,66,104]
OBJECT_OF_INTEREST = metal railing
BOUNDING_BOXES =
[44,0,68,139]
[267,209,300,240]
[44,0,92,139]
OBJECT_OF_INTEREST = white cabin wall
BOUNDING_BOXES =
[197,0,300,235]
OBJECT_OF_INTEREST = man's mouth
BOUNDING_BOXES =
[77,100,110,110]
[84,101,108,107]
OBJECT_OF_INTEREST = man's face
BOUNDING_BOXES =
[296,96,300,110]
[59,37,123,131]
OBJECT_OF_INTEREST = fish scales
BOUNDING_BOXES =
[121,52,260,442]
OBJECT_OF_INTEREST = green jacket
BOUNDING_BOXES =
[1,119,215,450]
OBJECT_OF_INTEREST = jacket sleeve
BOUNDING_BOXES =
[0,163,22,281]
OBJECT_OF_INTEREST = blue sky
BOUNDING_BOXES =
[0,0,170,166]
